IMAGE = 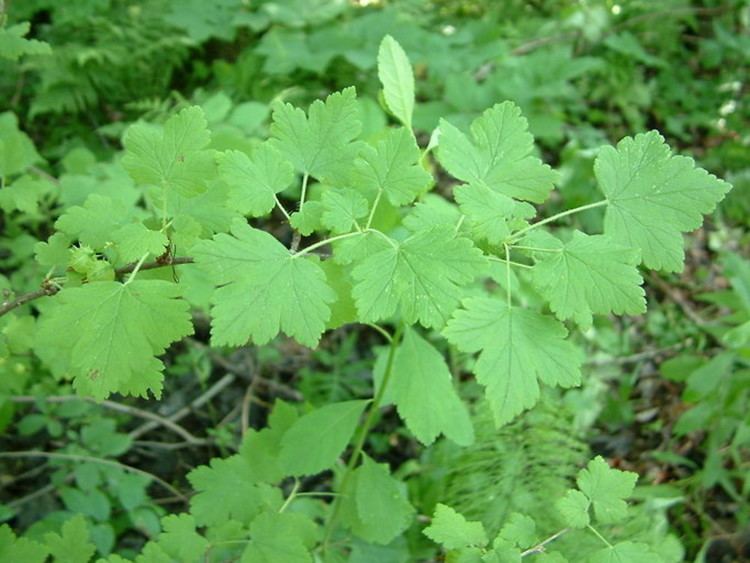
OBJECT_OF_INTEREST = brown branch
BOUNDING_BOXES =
[0,286,58,317]
[0,256,194,319]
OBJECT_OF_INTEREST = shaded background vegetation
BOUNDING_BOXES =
[0,0,748,561]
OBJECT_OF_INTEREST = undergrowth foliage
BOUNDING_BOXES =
[0,26,734,562]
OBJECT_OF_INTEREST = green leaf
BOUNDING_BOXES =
[423,504,488,550]
[528,231,646,328]
[256,28,327,75]
[0,112,43,177]
[536,552,569,563]
[193,221,336,347]
[60,487,110,521]
[333,229,393,266]
[164,0,240,42]
[238,400,299,484]
[556,489,590,528]
[136,542,172,563]
[188,456,282,526]
[437,102,557,203]
[351,227,487,328]
[35,233,71,273]
[321,260,358,329]
[111,223,169,263]
[0,22,52,61]
[242,512,316,563]
[403,194,463,233]
[354,127,431,206]
[279,400,368,476]
[270,87,361,181]
[351,455,415,544]
[488,539,523,562]
[444,298,583,426]
[455,183,535,244]
[377,35,415,129]
[589,541,661,563]
[220,144,294,217]
[384,327,473,446]
[0,175,53,214]
[156,514,209,562]
[55,194,131,249]
[576,456,637,524]
[595,131,731,272]
[81,419,132,457]
[35,280,193,399]
[290,201,324,235]
[164,177,239,236]
[43,515,96,563]
[321,188,368,233]
[498,513,537,549]
[0,525,48,563]
[123,106,215,197]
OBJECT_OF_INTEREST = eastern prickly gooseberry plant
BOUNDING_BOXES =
[1,34,731,561]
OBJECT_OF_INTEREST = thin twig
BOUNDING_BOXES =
[200,344,302,401]
[584,341,688,367]
[6,482,57,509]
[10,395,206,445]
[133,440,210,451]
[521,528,569,557]
[241,376,261,438]
[0,451,187,503]
[128,373,236,441]
[647,272,708,327]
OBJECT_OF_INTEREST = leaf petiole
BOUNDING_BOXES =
[364,322,393,342]
[366,227,398,249]
[504,244,512,305]
[510,245,562,253]
[292,231,363,258]
[274,195,291,221]
[454,214,466,234]
[587,524,614,548]
[123,252,150,285]
[487,256,532,269]
[365,189,383,229]
[507,199,608,243]
[299,172,309,207]
[278,478,300,513]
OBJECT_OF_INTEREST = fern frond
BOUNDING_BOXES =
[440,396,588,536]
